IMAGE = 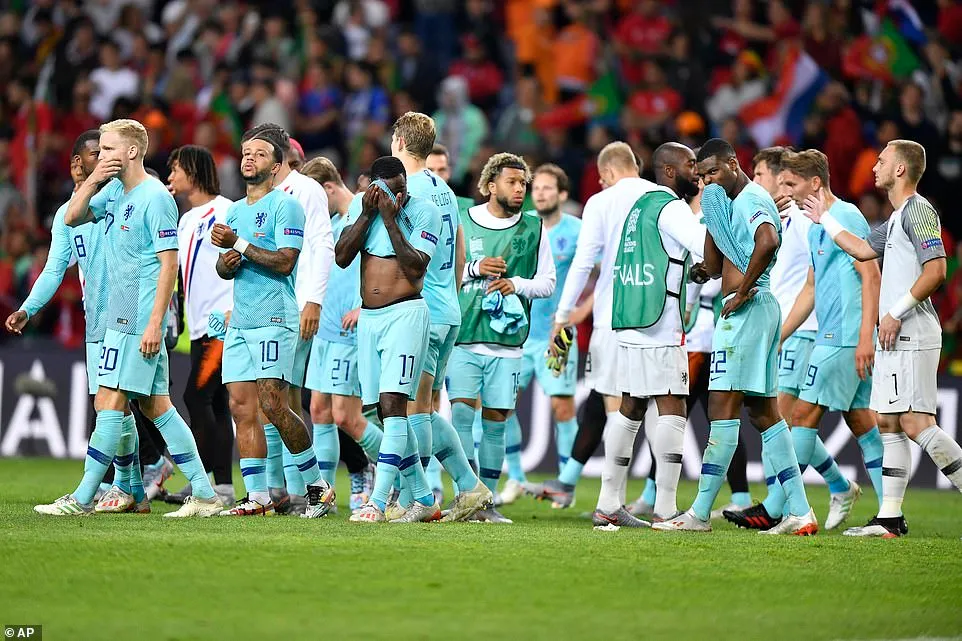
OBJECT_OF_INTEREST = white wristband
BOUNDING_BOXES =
[233,237,250,255]
[554,311,570,326]
[888,293,920,320]
[820,213,845,240]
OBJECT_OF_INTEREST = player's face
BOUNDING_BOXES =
[77,140,99,178]
[98,131,133,175]
[696,156,738,197]
[382,174,407,204]
[531,172,565,216]
[167,160,192,195]
[491,167,527,214]
[752,160,778,197]
[390,132,403,157]
[425,153,450,182]
[780,170,816,205]
[873,145,897,191]
[240,138,279,185]
[671,151,699,200]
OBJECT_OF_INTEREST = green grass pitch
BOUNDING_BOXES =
[1,458,960,641]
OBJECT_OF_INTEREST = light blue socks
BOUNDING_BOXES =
[504,413,526,483]
[313,423,339,485]
[478,418,507,492]
[857,426,884,506]
[556,417,578,469]
[73,409,124,505]
[762,420,810,517]
[155,407,214,499]
[691,419,739,521]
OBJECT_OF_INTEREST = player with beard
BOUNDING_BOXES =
[498,164,582,505]
[447,152,556,523]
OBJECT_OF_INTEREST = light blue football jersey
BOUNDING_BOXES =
[344,192,442,263]
[406,169,461,326]
[810,199,870,347]
[89,177,179,335]
[527,213,581,342]
[223,190,305,330]
[318,213,361,345]
[730,181,781,290]
[22,198,109,343]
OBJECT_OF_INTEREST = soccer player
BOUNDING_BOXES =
[653,138,817,535]
[426,143,475,216]
[526,143,645,511]
[802,140,962,537]
[723,147,855,529]
[498,163,581,506]
[300,156,377,512]
[10,131,146,514]
[211,128,335,518]
[448,152,556,524]
[336,156,444,524]
[751,149,882,531]
[37,119,219,517]
[238,124,334,512]
[164,144,236,508]
[389,112,492,522]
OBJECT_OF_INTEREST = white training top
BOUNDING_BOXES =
[460,203,556,359]
[177,195,235,340]
[616,187,706,348]
[276,170,334,310]
[770,203,818,333]
[686,275,721,354]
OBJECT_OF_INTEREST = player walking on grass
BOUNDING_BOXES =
[448,152,556,524]
[10,131,148,515]
[36,119,219,518]
[653,138,817,535]
[212,129,335,519]
[336,156,445,524]
[723,147,863,529]
[301,157,377,513]
[388,112,492,523]
[498,163,581,506]
[164,145,237,509]
[802,140,962,537]
[747,150,882,531]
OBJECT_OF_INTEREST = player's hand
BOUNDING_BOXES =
[801,189,828,224]
[224,310,232,326]
[211,223,238,249]
[721,287,757,318]
[140,324,162,358]
[361,183,380,216]
[690,262,710,284]
[300,302,320,340]
[548,323,565,357]
[342,308,360,331]
[855,338,875,380]
[376,186,400,221]
[86,158,122,186]
[486,278,516,296]
[5,310,28,334]
[878,313,902,351]
[478,256,507,277]
[774,194,794,213]
[221,249,242,272]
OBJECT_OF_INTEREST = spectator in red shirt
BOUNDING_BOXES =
[624,62,682,135]
[815,82,863,199]
[6,73,53,196]
[938,0,962,47]
[614,0,671,87]
[57,77,98,168]
[802,2,842,74]
[448,34,503,114]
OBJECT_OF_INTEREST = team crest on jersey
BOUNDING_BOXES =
[256,212,267,227]
[556,237,567,252]
[124,204,134,220]
[511,236,528,254]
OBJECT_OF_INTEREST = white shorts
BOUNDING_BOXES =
[617,344,690,398]
[870,348,939,415]
[585,326,619,397]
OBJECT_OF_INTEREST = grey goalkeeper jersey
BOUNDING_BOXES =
[867,193,945,351]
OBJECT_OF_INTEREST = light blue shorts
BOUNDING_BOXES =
[424,323,460,391]
[778,331,816,396]
[519,336,578,397]
[358,297,430,405]
[97,328,169,398]
[709,291,780,398]
[222,324,298,384]
[291,334,313,387]
[446,346,522,410]
[799,344,873,412]
[85,341,102,395]
[305,339,361,397]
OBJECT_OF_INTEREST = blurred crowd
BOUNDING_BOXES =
[0,0,961,367]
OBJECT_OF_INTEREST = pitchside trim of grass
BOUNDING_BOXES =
[1,458,960,641]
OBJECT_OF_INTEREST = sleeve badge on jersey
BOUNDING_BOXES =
[749,211,765,223]
[158,229,177,238]
[921,238,943,249]
[421,230,438,244]
[284,228,304,236]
